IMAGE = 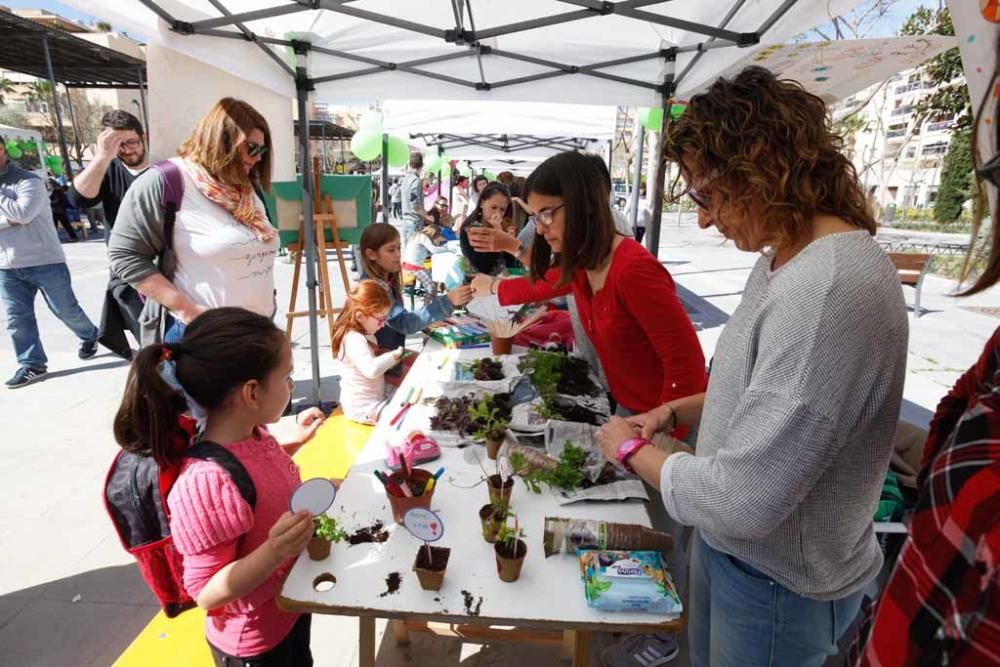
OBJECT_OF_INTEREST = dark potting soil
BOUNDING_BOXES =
[556,357,600,396]
[347,520,389,545]
[415,546,450,571]
[379,572,402,598]
[461,590,483,617]
[496,539,528,560]
[472,357,504,381]
[488,474,513,490]
[551,398,606,425]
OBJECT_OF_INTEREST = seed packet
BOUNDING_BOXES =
[578,550,682,614]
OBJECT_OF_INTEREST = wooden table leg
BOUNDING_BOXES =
[392,619,411,646]
[561,630,576,662]
[572,629,590,667]
[359,615,376,667]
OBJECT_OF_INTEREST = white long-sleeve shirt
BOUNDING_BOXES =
[338,330,398,424]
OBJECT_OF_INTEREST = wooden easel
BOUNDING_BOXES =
[285,156,353,351]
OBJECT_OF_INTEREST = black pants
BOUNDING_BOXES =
[209,614,312,667]
[52,207,78,241]
[634,225,646,245]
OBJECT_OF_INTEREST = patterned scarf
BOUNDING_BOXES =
[181,158,275,242]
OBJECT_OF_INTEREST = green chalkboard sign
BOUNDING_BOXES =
[262,174,373,248]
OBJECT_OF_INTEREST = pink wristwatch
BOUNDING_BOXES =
[616,438,651,473]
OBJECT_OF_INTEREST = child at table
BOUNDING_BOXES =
[332,280,407,424]
[402,221,449,305]
[113,307,326,666]
[358,224,474,382]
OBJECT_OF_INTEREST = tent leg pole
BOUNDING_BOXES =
[41,34,73,179]
[62,84,84,165]
[381,133,389,221]
[629,122,645,231]
[137,68,150,139]
[646,96,672,259]
[296,70,322,408]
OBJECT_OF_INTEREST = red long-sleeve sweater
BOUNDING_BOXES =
[497,238,706,413]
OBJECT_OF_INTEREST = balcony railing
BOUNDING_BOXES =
[894,82,925,95]
[890,105,914,117]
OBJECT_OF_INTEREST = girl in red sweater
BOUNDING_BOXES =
[471,152,706,415]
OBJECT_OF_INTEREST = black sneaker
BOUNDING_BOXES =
[79,340,99,360]
[5,366,48,389]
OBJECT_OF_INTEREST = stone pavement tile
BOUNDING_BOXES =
[0,596,154,667]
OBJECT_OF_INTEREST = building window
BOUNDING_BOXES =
[921,142,948,156]
[905,146,916,158]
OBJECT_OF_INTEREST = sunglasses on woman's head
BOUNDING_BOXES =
[246,141,268,158]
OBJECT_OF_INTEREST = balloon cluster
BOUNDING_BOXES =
[350,111,413,167]
[636,104,686,132]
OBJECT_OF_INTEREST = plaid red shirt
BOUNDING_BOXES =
[854,326,1000,666]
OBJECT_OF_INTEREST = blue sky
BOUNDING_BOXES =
[24,0,933,41]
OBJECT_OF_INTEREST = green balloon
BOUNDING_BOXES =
[7,146,22,159]
[669,104,686,120]
[4,140,17,152]
[457,161,471,177]
[386,136,409,167]
[50,162,64,176]
[423,152,441,173]
[351,129,382,161]
[638,107,663,132]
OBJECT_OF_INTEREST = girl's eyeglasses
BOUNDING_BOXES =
[246,141,268,158]
[527,204,565,229]
[369,313,387,327]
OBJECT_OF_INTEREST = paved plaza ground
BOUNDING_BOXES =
[0,215,995,666]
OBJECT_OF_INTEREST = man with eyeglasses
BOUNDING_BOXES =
[68,110,150,360]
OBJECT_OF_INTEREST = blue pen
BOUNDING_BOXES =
[432,466,446,481]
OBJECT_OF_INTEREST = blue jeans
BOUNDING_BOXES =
[689,531,863,667]
[163,317,185,344]
[0,263,99,369]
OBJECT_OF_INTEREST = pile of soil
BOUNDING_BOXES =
[461,590,483,617]
[556,357,600,396]
[347,520,389,546]
[379,572,402,598]
[415,546,449,571]
[550,397,606,425]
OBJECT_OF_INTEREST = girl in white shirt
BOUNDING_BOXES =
[332,280,405,424]
[401,223,447,305]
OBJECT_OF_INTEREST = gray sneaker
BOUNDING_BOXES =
[601,633,679,667]
[5,366,48,389]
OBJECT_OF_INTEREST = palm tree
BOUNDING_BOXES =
[0,78,15,106]
[23,80,58,130]
[95,21,112,32]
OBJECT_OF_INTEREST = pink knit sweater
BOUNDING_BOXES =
[167,427,302,657]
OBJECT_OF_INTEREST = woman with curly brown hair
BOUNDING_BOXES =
[596,66,909,667]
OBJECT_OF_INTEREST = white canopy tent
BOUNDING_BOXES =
[68,0,866,405]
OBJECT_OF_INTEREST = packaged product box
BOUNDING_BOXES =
[579,550,682,614]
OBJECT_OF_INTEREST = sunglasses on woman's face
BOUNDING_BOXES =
[246,141,268,158]
[684,171,721,210]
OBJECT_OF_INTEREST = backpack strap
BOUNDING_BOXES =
[184,441,257,510]
[151,160,184,254]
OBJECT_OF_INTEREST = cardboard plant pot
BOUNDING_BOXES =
[495,539,527,582]
[413,546,451,591]
[307,536,332,561]
[386,469,435,524]
[479,504,506,543]
[491,335,514,355]
[487,474,513,508]
[485,431,506,460]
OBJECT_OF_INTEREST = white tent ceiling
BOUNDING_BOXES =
[693,35,957,104]
[66,0,865,106]
[380,98,615,160]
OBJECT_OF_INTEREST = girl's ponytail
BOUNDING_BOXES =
[113,343,187,465]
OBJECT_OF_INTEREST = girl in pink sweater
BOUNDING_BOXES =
[113,307,326,666]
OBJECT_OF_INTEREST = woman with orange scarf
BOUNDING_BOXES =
[110,98,279,343]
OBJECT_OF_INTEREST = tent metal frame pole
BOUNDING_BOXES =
[607,139,614,181]
[645,51,677,258]
[41,33,73,179]
[438,145,446,206]
[629,121,645,231]
[187,3,312,31]
[295,65,322,408]
[381,133,389,219]
[136,67,150,134]
[674,0,752,90]
[62,83,84,165]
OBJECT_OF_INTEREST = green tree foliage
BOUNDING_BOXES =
[934,126,973,222]
[899,6,970,129]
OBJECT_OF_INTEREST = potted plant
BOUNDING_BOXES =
[487,471,514,507]
[509,442,588,494]
[494,521,527,582]
[308,514,347,560]
[471,357,505,381]
[470,393,510,460]
[413,545,451,591]
[478,499,509,543]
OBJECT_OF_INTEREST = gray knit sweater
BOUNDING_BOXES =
[661,230,908,600]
